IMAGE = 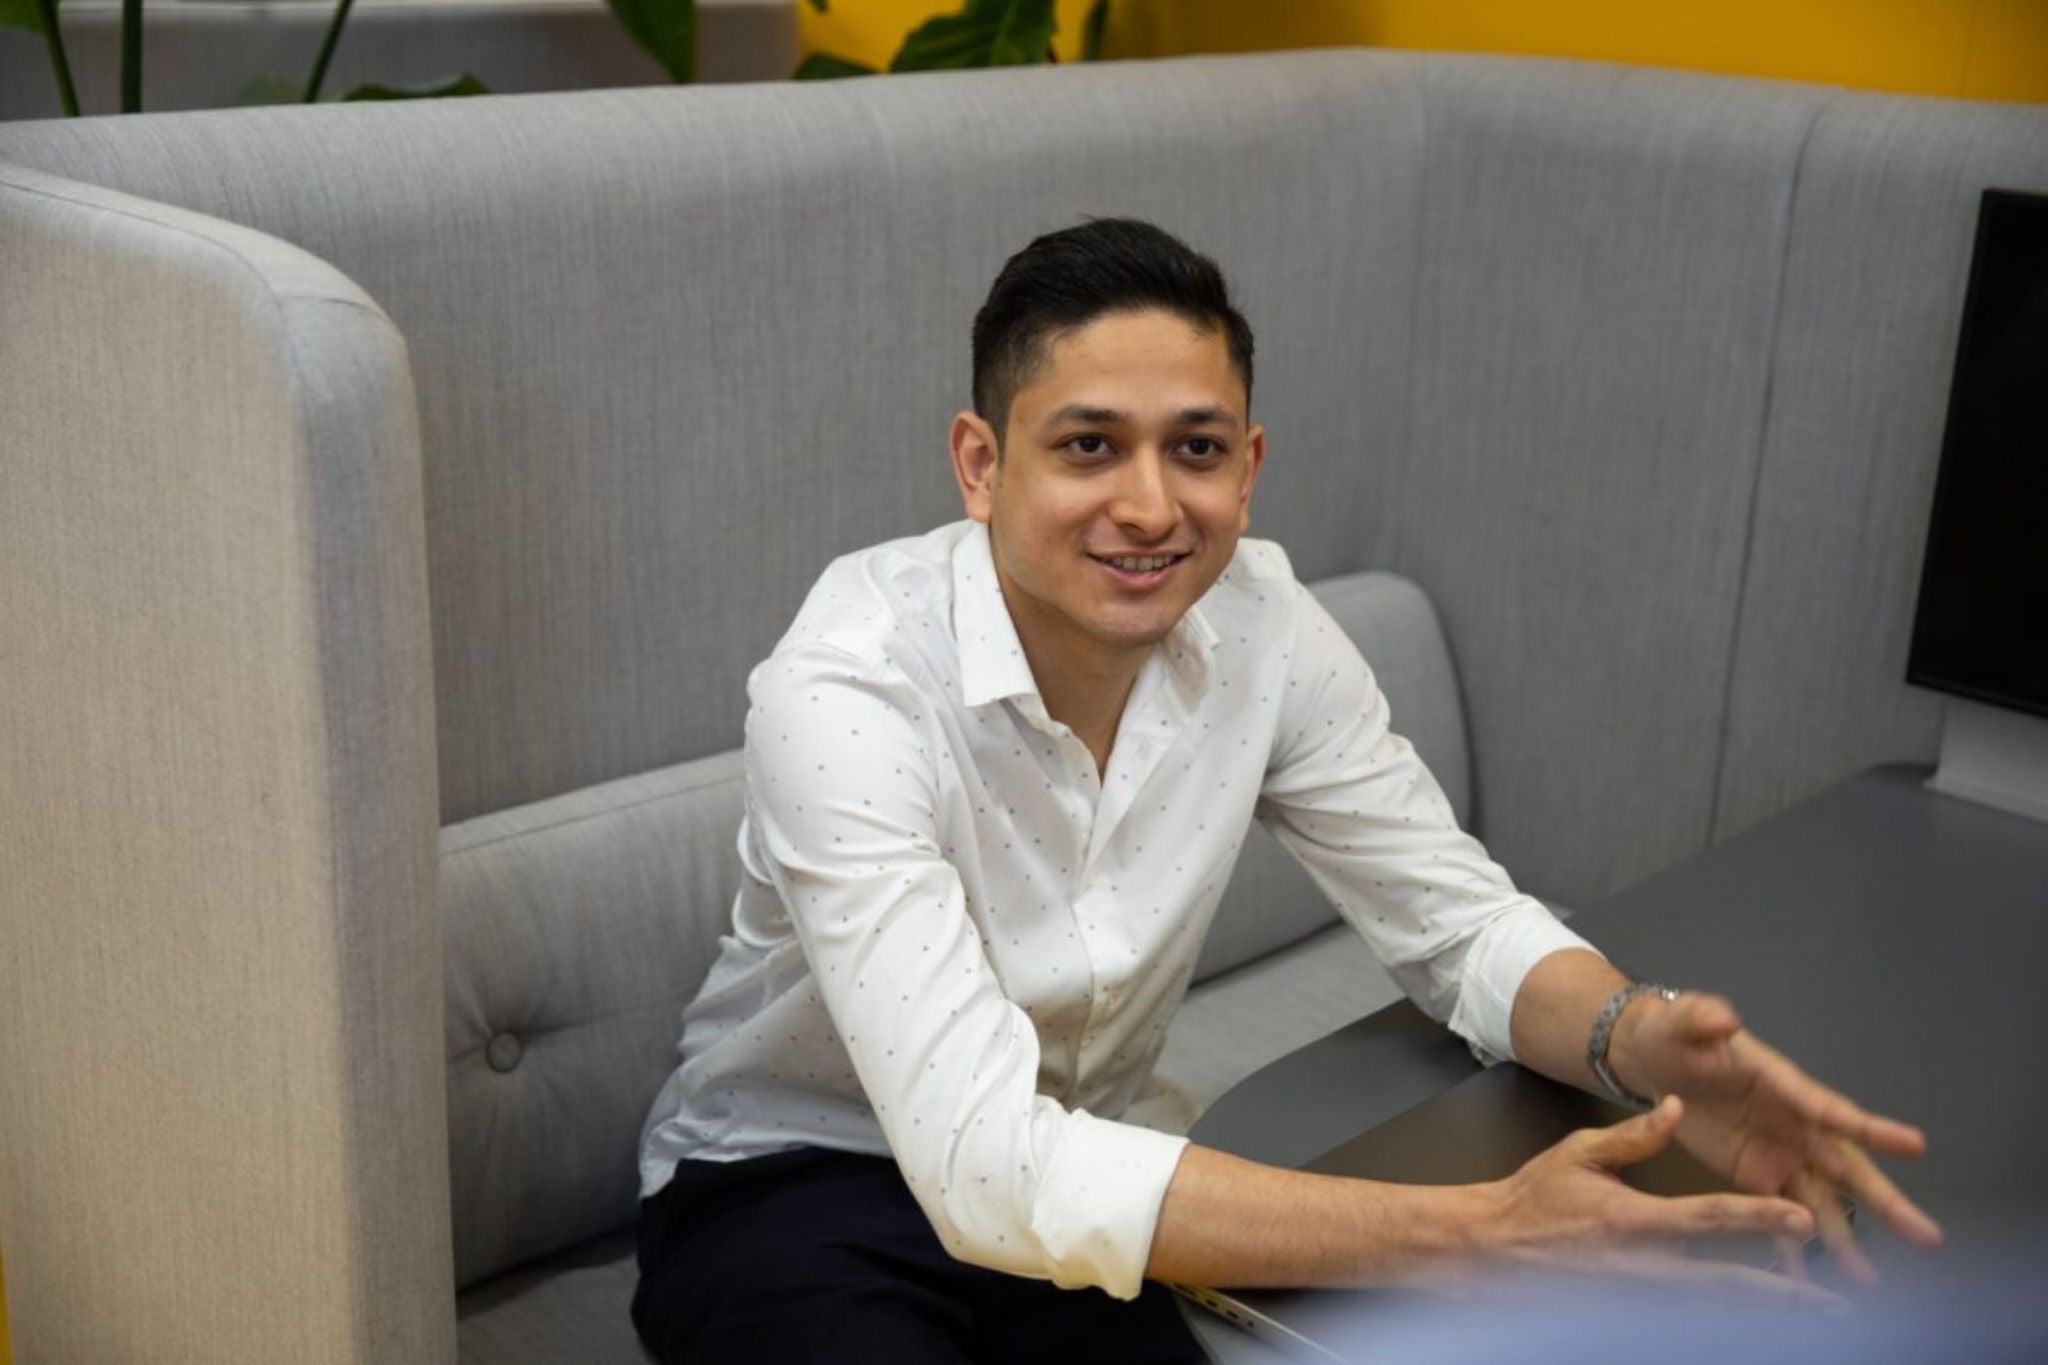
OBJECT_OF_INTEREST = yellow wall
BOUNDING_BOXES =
[802,0,1105,66]
[799,0,2048,102]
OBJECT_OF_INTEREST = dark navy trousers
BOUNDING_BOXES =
[631,1146,1206,1363]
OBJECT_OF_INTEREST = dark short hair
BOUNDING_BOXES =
[971,217,1255,438]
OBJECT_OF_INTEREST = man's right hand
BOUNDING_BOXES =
[1466,1094,1835,1303]
[1149,1103,1835,1301]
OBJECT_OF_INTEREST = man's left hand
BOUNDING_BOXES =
[1609,992,1945,1284]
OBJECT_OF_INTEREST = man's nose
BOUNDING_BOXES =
[1108,450,1178,538]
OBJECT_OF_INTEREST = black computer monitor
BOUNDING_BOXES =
[1907,188,2048,720]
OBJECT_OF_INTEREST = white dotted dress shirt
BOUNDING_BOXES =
[639,520,1592,1299]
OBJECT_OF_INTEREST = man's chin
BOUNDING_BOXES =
[1083,608,1187,655]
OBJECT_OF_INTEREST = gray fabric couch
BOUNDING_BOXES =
[2,49,2044,1365]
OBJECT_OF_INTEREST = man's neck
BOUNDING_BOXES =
[1004,610,1150,778]
[1035,650,1144,777]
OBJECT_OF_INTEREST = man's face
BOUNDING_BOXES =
[950,307,1265,678]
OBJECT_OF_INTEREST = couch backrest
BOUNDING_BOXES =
[1368,60,1822,901]
[0,50,1428,830]
[0,163,452,1364]
[439,751,744,1286]
[13,53,2039,916]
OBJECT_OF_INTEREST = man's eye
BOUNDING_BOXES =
[1183,438,1223,458]
[1067,435,1109,457]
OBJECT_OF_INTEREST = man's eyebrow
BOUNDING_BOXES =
[1040,404,1243,429]
[1043,404,1128,428]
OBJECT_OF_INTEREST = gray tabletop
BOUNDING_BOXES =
[1185,765,2048,1357]
[1560,764,2048,1231]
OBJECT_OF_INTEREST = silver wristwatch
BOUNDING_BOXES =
[1586,982,1678,1110]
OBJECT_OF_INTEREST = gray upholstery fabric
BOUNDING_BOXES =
[1308,570,1474,825]
[441,750,744,1288]
[0,50,1428,826]
[0,0,797,120]
[1163,897,1574,1139]
[0,165,452,1362]
[1713,94,2048,839]
[1195,570,1470,984]
[1368,57,1824,907]
[1150,923,1407,1137]
[455,1229,644,1365]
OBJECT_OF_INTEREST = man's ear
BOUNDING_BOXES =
[950,410,1002,524]
[1237,423,1267,534]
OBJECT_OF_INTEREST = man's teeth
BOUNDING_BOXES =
[1103,555,1178,571]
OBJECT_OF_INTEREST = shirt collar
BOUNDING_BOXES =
[950,520,1219,713]
[1158,586,1219,712]
[953,521,1042,709]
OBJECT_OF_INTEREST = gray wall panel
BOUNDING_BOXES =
[1374,57,1821,905]
[1715,94,2048,839]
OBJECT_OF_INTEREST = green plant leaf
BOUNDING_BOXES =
[15,0,77,114]
[1081,0,1108,62]
[606,0,696,83]
[340,72,490,100]
[891,0,1057,73]
[237,72,303,106]
[794,52,876,80]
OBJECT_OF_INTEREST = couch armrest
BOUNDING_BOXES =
[0,165,451,1364]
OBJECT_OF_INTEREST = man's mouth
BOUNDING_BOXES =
[1089,550,1192,582]
[1095,553,1186,571]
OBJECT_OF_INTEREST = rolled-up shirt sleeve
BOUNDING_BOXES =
[743,643,1187,1297]
[1256,583,1594,1063]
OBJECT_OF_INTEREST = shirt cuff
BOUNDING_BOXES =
[1447,902,1599,1065]
[1029,1110,1190,1299]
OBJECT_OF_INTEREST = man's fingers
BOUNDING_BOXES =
[1832,1140,1946,1249]
[1850,1113,1928,1160]
[1675,992,1742,1044]
[1773,1231,1810,1283]
[1579,1095,1682,1168]
[1795,1168,1878,1286]
[1651,1191,1813,1241]
[1774,1073,1928,1159]
[1801,1092,1927,1158]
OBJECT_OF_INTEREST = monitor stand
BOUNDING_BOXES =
[1926,697,2048,823]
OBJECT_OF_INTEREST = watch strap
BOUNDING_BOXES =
[1587,982,1678,1110]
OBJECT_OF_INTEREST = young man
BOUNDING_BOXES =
[632,219,1940,1361]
